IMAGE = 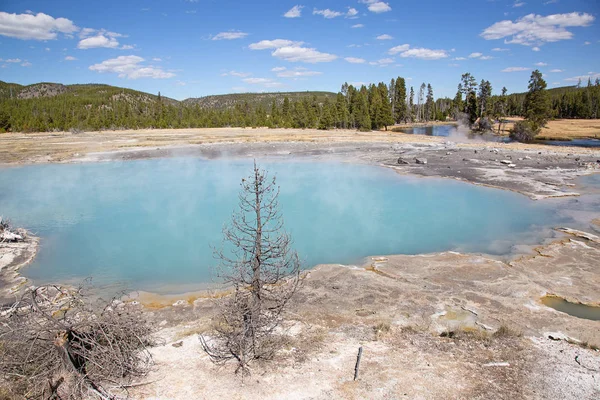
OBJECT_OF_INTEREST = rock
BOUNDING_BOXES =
[474,150,478,154]
[172,341,183,348]
[0,231,23,242]
[500,160,512,165]
[446,152,452,155]
[415,158,428,165]
[397,157,410,165]
[508,164,516,168]
[525,156,532,160]
[518,158,523,161]
[172,299,188,307]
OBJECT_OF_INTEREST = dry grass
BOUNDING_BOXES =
[496,117,600,139]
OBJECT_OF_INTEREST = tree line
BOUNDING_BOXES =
[1,74,598,134]
[0,78,450,133]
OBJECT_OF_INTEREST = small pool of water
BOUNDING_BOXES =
[397,125,600,148]
[0,159,571,293]
[541,296,600,321]
[539,139,600,148]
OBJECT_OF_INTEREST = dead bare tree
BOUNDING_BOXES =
[200,161,300,374]
[0,283,154,399]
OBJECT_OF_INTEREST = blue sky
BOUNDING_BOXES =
[1,0,599,100]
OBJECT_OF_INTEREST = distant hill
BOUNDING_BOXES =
[0,80,340,132]
[183,91,337,109]
[0,81,178,105]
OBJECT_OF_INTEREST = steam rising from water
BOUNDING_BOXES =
[0,158,578,293]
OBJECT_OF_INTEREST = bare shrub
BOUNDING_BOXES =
[0,284,154,399]
[200,162,300,375]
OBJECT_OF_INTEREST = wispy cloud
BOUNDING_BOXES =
[221,70,252,77]
[243,77,282,88]
[211,31,248,40]
[352,24,364,28]
[275,67,322,78]
[89,55,175,79]
[250,39,337,63]
[284,5,303,18]
[313,9,343,19]
[481,12,595,47]
[376,34,393,40]
[501,66,529,72]
[344,57,366,64]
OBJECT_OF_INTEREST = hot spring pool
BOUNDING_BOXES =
[0,158,570,293]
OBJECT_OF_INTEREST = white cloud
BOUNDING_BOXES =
[64,55,77,61]
[535,62,548,66]
[352,24,364,28]
[272,46,337,63]
[549,69,563,73]
[388,44,410,54]
[469,52,483,58]
[359,0,392,13]
[454,57,466,60]
[152,57,162,62]
[345,57,366,64]
[481,12,595,47]
[584,41,591,45]
[89,55,175,79]
[221,70,252,77]
[346,8,359,18]
[5,58,22,63]
[480,55,494,60]
[565,72,600,82]
[251,39,336,63]
[492,47,509,51]
[313,9,343,19]
[369,58,394,66]
[120,44,134,50]
[400,48,449,60]
[21,61,32,67]
[0,11,77,40]
[513,2,526,8]
[532,46,541,51]
[249,39,303,50]
[276,68,322,78]
[284,5,303,18]
[243,77,282,88]
[377,34,393,40]
[271,66,286,72]
[212,31,248,40]
[175,80,186,86]
[45,47,50,51]
[502,67,529,72]
[78,34,120,49]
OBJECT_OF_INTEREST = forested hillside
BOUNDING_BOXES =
[0,78,450,132]
[503,82,600,119]
[184,91,336,109]
[1,73,598,133]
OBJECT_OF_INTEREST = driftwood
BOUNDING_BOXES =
[0,283,155,399]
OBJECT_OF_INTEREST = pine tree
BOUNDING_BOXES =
[425,84,434,121]
[524,69,550,132]
[355,86,372,131]
[394,77,407,123]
